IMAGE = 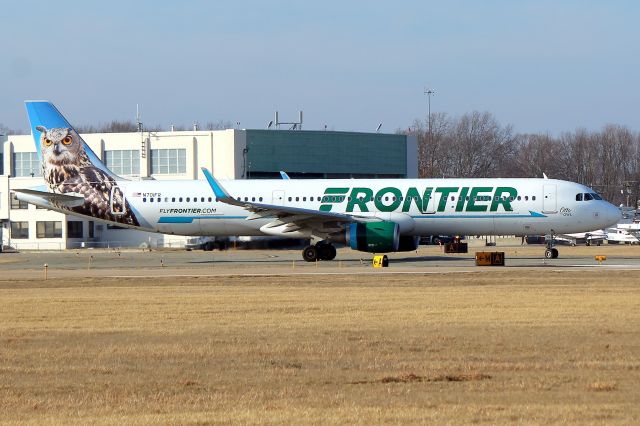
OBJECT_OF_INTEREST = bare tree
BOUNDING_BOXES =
[0,123,21,135]
[444,111,517,177]
[205,120,234,130]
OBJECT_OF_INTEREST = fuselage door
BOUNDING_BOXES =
[110,186,127,216]
[272,190,285,206]
[422,191,437,214]
[542,184,557,213]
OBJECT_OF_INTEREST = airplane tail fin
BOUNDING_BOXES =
[25,101,117,179]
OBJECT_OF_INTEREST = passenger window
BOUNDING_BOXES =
[259,197,263,202]
[201,197,205,202]
[517,196,521,201]
[288,197,292,202]
[310,197,314,202]
[584,193,593,201]
[172,197,176,202]
[303,197,306,201]
[150,197,154,202]
[525,196,528,201]
[532,196,536,201]
[143,197,147,202]
[296,197,299,201]
[576,193,583,201]
[179,197,183,202]
[208,197,212,202]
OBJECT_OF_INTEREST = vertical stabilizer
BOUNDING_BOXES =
[25,101,115,178]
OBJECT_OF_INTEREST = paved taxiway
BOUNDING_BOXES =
[1,243,639,280]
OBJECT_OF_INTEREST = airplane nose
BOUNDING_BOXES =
[602,202,622,227]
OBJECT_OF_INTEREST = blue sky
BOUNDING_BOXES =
[1,0,638,134]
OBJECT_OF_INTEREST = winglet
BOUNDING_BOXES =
[279,171,290,180]
[201,167,243,206]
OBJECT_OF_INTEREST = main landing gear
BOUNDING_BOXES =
[544,231,559,259]
[302,242,337,262]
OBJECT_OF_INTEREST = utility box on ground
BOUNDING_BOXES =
[444,242,468,253]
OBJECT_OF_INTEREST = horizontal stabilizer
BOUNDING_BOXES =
[13,188,85,207]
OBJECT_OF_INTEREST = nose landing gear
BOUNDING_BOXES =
[544,231,559,259]
[544,247,559,259]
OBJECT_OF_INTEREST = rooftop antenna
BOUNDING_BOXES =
[376,123,383,133]
[274,110,303,130]
[136,104,143,132]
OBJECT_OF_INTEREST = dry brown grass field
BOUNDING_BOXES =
[1,268,640,424]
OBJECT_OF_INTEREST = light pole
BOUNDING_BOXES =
[423,88,435,177]
[424,87,435,134]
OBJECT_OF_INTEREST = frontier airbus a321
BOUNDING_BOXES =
[15,101,621,261]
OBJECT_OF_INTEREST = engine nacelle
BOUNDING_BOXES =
[347,222,399,253]
[397,235,420,252]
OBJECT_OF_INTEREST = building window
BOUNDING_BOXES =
[11,193,28,209]
[88,221,95,238]
[36,221,62,238]
[10,221,29,239]
[67,221,83,238]
[150,149,186,174]
[104,150,140,176]
[13,152,41,177]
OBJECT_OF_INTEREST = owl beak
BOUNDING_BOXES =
[53,143,61,155]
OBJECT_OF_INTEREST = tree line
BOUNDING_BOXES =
[75,120,234,134]
[402,112,640,206]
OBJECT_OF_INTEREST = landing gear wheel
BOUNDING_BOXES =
[302,245,318,262]
[545,248,559,259]
[316,243,337,261]
[326,244,337,260]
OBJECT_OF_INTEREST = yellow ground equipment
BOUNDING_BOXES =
[372,255,389,268]
[595,255,606,264]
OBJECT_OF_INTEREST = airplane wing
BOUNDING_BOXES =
[201,168,380,237]
[13,188,85,208]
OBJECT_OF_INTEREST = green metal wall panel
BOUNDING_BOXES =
[245,130,407,176]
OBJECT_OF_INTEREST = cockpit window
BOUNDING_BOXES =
[592,193,602,200]
[576,193,583,201]
[584,193,593,201]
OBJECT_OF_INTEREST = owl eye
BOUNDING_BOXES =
[43,139,53,146]
[62,136,73,145]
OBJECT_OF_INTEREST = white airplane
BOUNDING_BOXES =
[605,227,640,244]
[555,230,606,246]
[14,101,621,261]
